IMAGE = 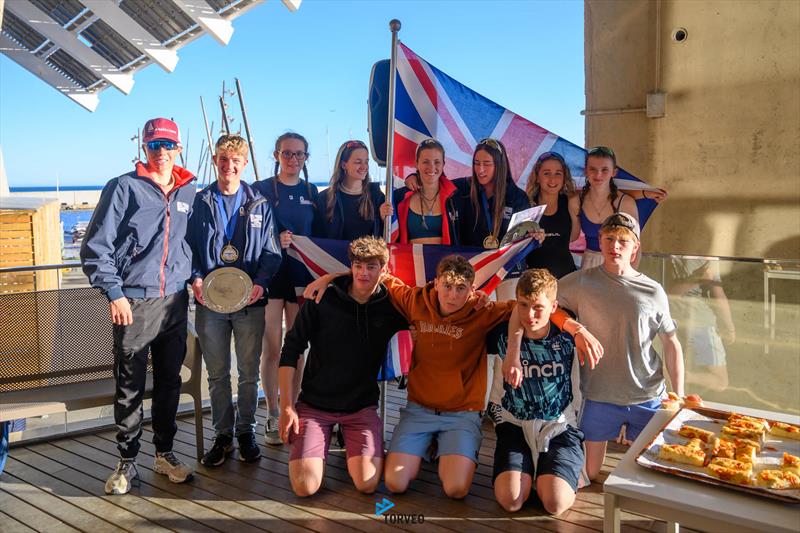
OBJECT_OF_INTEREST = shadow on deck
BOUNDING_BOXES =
[1,383,677,533]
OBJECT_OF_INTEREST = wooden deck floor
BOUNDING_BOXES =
[1,383,677,533]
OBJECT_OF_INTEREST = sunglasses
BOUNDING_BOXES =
[279,150,308,160]
[477,138,504,153]
[587,146,615,158]
[145,140,178,151]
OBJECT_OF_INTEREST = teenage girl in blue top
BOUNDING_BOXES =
[253,132,318,445]
[578,146,638,269]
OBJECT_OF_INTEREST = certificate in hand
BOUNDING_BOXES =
[508,205,546,229]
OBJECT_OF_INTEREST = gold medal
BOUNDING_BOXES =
[483,235,499,249]
[221,244,239,263]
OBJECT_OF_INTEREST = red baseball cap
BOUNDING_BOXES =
[142,117,181,144]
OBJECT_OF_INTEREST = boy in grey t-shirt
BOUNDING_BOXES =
[512,213,684,481]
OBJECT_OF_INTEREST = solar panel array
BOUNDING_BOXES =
[1,0,299,111]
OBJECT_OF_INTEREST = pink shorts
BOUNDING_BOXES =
[289,402,384,461]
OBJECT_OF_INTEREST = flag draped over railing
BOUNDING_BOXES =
[287,235,537,380]
[390,43,660,231]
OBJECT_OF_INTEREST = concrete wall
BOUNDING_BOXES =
[585,0,800,260]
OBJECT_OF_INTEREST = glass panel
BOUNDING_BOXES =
[640,255,800,415]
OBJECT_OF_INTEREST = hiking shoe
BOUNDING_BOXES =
[238,432,262,463]
[201,434,234,467]
[104,459,139,495]
[264,415,282,446]
[154,451,194,483]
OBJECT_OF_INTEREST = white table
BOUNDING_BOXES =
[603,401,800,533]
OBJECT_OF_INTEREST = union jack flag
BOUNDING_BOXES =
[287,235,536,380]
[390,43,659,242]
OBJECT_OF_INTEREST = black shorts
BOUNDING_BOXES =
[492,422,585,491]
[267,262,298,303]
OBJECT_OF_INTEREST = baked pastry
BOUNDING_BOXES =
[770,421,800,441]
[754,469,800,489]
[659,443,706,467]
[782,452,800,475]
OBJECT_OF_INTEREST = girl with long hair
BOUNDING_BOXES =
[253,132,318,446]
[578,146,638,269]
[525,151,581,278]
[394,138,462,245]
[315,140,392,239]
[459,138,530,249]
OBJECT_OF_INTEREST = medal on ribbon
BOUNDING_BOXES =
[220,243,239,263]
[215,187,243,264]
[481,191,500,249]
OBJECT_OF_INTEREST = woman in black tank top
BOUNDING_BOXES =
[524,152,581,278]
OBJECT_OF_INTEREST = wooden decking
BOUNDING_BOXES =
[1,383,676,532]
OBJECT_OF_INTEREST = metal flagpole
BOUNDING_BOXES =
[381,18,401,440]
[235,78,261,181]
[220,95,231,135]
[200,97,218,181]
[383,19,401,242]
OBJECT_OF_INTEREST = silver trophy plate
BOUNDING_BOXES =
[202,267,253,314]
[500,221,542,247]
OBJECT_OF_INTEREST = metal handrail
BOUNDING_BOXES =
[0,262,81,273]
[1,254,797,276]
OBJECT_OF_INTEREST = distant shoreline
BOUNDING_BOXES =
[10,181,330,193]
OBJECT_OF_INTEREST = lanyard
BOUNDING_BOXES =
[481,191,495,236]
[214,187,243,242]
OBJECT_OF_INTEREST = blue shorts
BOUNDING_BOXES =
[492,422,585,491]
[579,398,662,442]
[388,402,482,463]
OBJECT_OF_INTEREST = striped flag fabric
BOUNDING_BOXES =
[390,42,659,232]
[287,235,537,380]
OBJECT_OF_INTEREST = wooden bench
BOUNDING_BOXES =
[0,287,205,459]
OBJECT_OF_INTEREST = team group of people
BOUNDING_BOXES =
[80,116,686,516]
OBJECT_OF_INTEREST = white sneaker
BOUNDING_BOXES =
[105,459,139,495]
[264,415,282,446]
[154,451,194,483]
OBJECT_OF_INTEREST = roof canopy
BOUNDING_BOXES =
[0,0,301,111]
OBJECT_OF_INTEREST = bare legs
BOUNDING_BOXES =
[385,452,476,499]
[260,299,301,413]
[289,456,382,497]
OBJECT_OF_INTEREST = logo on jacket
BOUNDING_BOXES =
[176,201,190,213]
[250,214,262,228]
[418,321,464,339]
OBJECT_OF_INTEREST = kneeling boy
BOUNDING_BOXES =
[307,255,598,499]
[488,269,586,514]
[278,237,408,496]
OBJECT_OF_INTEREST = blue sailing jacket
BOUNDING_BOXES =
[81,163,196,301]
[187,181,282,298]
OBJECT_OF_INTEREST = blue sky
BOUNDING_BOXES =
[0,0,585,187]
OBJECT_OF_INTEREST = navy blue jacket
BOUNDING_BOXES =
[187,181,281,298]
[456,177,531,247]
[314,182,386,239]
[81,163,196,301]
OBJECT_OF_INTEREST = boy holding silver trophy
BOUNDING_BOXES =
[187,134,282,466]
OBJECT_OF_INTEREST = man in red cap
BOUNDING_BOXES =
[81,118,197,494]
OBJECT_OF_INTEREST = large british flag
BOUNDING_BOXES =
[390,43,659,240]
[288,235,536,380]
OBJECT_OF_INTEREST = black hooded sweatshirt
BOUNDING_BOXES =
[279,276,408,413]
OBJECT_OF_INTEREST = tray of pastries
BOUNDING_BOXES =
[636,403,800,503]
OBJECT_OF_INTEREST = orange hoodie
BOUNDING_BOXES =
[384,275,514,412]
